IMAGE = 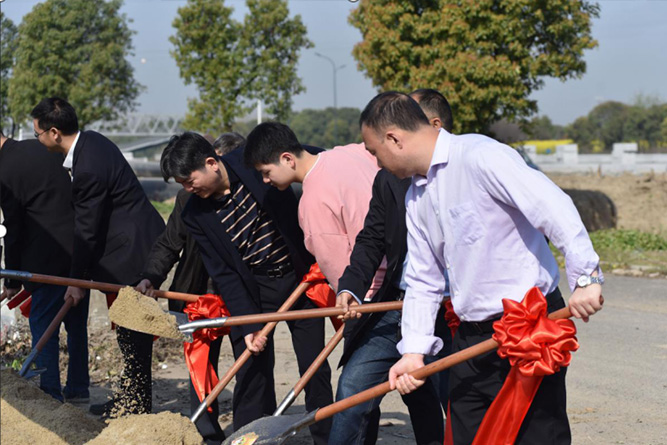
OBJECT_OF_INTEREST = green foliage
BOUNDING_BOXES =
[151,200,175,220]
[288,107,362,148]
[170,0,312,133]
[524,115,565,140]
[8,0,141,128]
[566,98,667,151]
[589,229,667,252]
[1,12,18,135]
[349,0,599,134]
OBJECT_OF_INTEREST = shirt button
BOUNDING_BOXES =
[454,291,460,297]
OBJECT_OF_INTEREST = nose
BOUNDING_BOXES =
[263,177,271,184]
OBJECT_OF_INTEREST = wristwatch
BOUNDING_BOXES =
[576,274,604,288]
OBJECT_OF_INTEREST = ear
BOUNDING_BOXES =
[204,157,219,171]
[430,117,443,129]
[279,152,297,169]
[385,129,403,151]
[51,127,62,143]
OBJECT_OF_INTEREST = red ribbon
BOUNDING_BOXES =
[471,287,578,445]
[183,293,231,409]
[301,263,342,331]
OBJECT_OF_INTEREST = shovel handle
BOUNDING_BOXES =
[0,269,199,302]
[35,297,75,352]
[191,281,311,423]
[314,306,573,423]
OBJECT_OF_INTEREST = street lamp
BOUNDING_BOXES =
[315,52,346,146]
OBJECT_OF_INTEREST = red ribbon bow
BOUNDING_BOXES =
[183,293,231,409]
[471,287,578,444]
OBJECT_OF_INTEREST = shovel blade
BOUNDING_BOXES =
[168,311,194,343]
[222,411,316,445]
[19,349,45,379]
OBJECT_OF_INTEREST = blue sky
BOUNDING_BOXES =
[2,0,666,125]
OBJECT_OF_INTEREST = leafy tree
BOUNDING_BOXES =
[524,115,565,140]
[350,0,599,133]
[1,12,18,134]
[8,0,141,128]
[170,0,311,133]
[288,107,362,148]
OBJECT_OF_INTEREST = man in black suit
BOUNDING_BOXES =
[160,132,333,445]
[0,129,89,403]
[331,89,454,444]
[30,98,165,416]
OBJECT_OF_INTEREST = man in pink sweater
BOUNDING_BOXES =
[243,122,385,299]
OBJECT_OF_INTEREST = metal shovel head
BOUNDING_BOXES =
[168,311,194,343]
[223,411,317,445]
[18,349,46,379]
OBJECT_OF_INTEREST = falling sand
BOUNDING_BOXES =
[108,287,184,339]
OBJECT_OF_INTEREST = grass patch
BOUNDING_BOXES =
[551,229,667,275]
[151,200,175,220]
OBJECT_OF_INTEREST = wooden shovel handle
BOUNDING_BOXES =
[0,269,199,302]
[315,306,573,422]
[34,298,75,352]
[294,324,345,395]
[199,281,311,410]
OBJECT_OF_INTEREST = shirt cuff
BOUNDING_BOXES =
[337,289,362,305]
[397,335,444,356]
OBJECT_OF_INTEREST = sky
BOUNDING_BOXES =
[2,0,666,126]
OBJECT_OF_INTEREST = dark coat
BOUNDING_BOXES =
[70,131,165,284]
[337,169,412,367]
[182,146,314,340]
[0,138,73,291]
[141,189,209,312]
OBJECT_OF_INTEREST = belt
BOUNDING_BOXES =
[459,317,501,335]
[251,262,293,278]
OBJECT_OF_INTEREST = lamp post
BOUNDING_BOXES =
[315,52,345,146]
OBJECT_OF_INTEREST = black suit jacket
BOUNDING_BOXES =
[0,138,74,292]
[182,146,315,340]
[337,169,412,366]
[70,131,165,284]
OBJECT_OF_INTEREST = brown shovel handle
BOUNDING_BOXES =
[199,281,311,410]
[314,306,573,422]
[34,298,75,352]
[0,270,199,302]
[294,324,345,395]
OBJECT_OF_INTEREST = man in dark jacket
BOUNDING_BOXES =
[160,132,333,444]
[136,133,245,444]
[30,98,165,416]
[332,89,454,444]
[0,129,89,402]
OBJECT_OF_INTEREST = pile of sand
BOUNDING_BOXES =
[108,287,183,339]
[0,369,104,444]
[87,411,203,445]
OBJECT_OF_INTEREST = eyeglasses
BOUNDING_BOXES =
[34,128,49,139]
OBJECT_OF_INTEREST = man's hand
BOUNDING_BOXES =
[64,286,87,306]
[336,291,361,321]
[244,331,268,355]
[135,279,156,298]
[2,286,21,301]
[569,283,603,322]
[388,353,426,395]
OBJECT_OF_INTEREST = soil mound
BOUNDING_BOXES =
[87,411,203,445]
[108,287,183,339]
[0,369,104,444]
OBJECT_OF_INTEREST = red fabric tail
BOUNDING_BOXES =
[301,263,342,330]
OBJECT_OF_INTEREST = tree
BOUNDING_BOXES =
[350,0,599,134]
[170,0,311,133]
[524,115,565,140]
[288,107,362,148]
[8,0,141,128]
[1,12,18,134]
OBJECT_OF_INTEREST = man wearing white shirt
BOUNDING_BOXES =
[359,92,603,444]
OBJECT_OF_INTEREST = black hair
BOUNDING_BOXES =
[359,91,430,134]
[213,132,246,156]
[243,122,303,167]
[410,88,454,132]
[160,132,216,182]
[30,97,79,135]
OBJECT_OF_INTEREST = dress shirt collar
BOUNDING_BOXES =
[413,128,451,187]
[62,131,81,170]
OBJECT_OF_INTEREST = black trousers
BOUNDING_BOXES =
[194,270,334,445]
[449,288,571,445]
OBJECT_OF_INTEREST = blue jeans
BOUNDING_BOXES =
[29,284,90,401]
[329,310,445,445]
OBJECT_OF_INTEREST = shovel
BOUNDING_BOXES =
[190,281,310,423]
[19,297,75,379]
[0,269,199,302]
[274,324,345,416]
[174,300,404,340]
[222,305,574,445]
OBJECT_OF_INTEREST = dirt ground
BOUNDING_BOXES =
[2,172,666,444]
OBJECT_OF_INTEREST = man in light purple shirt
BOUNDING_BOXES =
[359,92,604,444]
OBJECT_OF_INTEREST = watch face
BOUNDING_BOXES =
[577,275,591,287]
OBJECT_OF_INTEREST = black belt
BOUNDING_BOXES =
[251,262,293,278]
